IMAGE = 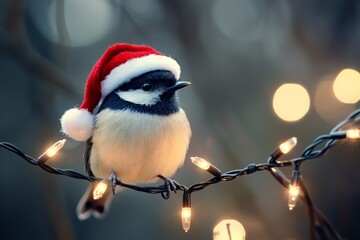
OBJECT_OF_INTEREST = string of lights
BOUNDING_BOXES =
[1,108,359,239]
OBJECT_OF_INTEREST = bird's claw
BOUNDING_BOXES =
[109,172,118,195]
[158,175,178,199]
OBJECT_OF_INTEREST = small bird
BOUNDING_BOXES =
[60,44,191,220]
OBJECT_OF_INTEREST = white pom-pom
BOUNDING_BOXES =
[60,108,94,141]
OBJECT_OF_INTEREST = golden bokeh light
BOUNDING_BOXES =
[213,219,246,240]
[273,84,310,122]
[314,78,355,124]
[333,69,360,104]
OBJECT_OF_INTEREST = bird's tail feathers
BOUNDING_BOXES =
[77,183,113,220]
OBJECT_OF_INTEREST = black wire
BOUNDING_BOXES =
[0,108,359,238]
[299,179,318,240]
[0,142,38,165]
[314,207,342,240]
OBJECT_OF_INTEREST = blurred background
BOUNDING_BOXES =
[1,0,360,239]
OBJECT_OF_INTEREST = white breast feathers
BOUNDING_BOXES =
[89,109,191,183]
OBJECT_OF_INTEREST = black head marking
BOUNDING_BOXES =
[97,70,181,116]
[117,70,176,92]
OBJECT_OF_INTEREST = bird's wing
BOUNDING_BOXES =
[84,138,95,177]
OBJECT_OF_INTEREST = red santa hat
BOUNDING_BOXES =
[60,43,181,141]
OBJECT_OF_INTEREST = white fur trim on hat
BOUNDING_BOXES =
[101,54,181,99]
[60,108,94,141]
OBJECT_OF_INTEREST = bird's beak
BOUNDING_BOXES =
[166,81,191,94]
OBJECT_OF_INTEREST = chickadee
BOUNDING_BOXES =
[60,44,191,220]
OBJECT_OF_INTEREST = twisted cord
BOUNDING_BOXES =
[1,109,359,239]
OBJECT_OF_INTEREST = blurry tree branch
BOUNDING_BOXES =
[2,0,80,99]
[160,1,209,61]
[289,1,359,64]
[119,2,149,41]
[55,0,71,46]
[1,1,78,239]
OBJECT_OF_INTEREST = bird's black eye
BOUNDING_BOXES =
[141,83,152,91]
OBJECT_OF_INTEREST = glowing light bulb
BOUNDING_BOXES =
[190,157,222,177]
[346,129,360,139]
[288,184,300,210]
[38,139,67,164]
[181,207,192,232]
[279,137,297,154]
[213,219,246,240]
[191,157,211,170]
[45,139,66,157]
[93,181,108,200]
[271,137,298,162]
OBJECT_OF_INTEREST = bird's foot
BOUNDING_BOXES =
[158,175,178,199]
[109,172,119,195]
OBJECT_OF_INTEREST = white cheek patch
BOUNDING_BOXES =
[116,89,162,106]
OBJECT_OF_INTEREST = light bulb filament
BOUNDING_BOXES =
[191,157,211,170]
[45,139,66,157]
[191,157,222,177]
[346,129,360,139]
[288,184,300,210]
[279,137,297,154]
[181,207,191,232]
[93,181,109,200]
[270,137,298,162]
